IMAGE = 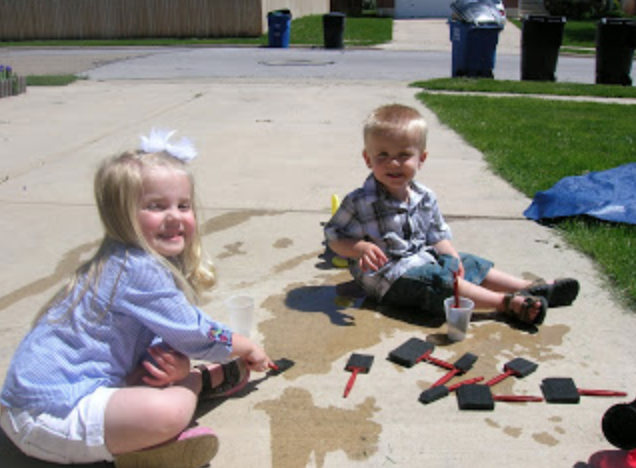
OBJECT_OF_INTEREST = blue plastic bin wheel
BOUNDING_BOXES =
[521,15,566,82]
[268,9,292,48]
[323,12,346,49]
[596,18,636,86]
[449,20,502,78]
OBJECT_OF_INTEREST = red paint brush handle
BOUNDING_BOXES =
[343,368,361,398]
[493,395,544,402]
[415,349,433,364]
[448,376,484,392]
[432,369,459,387]
[426,355,455,370]
[485,370,514,387]
[578,389,628,397]
[453,271,460,308]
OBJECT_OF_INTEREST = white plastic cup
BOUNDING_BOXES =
[225,295,254,337]
[444,297,475,342]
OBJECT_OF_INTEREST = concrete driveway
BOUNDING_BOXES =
[0,20,634,468]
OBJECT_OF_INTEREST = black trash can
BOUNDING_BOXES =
[521,15,566,81]
[323,12,346,49]
[268,9,292,48]
[596,18,636,86]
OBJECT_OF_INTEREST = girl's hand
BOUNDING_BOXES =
[242,344,273,373]
[141,344,191,387]
[357,242,388,272]
[231,334,273,372]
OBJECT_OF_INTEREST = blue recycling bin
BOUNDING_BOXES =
[268,9,292,48]
[449,20,503,78]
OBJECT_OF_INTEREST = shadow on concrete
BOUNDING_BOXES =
[0,429,113,468]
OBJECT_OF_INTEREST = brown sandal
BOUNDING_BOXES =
[521,278,579,308]
[196,359,250,400]
[503,292,548,325]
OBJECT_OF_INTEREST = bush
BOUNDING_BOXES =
[544,0,607,19]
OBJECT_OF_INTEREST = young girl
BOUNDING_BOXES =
[0,129,272,468]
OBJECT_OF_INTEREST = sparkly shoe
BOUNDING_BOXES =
[114,426,219,468]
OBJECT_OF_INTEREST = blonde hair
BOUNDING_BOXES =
[363,104,428,151]
[33,150,215,325]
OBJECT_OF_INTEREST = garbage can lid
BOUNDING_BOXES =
[450,0,504,25]
[268,9,292,18]
[598,17,636,26]
[523,15,566,23]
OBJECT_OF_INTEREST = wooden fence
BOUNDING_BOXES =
[0,0,329,41]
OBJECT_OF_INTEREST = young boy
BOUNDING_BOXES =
[324,104,579,325]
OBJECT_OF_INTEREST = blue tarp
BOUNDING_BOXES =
[524,163,636,225]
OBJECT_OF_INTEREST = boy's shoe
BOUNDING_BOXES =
[196,359,250,400]
[521,278,580,308]
[114,426,219,468]
[503,293,548,325]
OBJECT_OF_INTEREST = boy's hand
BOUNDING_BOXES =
[457,259,465,279]
[357,242,388,272]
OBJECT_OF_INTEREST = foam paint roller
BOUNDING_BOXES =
[268,358,295,376]
[541,377,628,404]
[432,353,478,387]
[419,376,484,405]
[387,338,454,370]
[343,353,374,398]
[388,338,435,368]
[485,357,538,387]
[456,384,544,411]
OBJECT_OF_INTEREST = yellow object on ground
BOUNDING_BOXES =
[331,194,340,216]
[332,256,348,268]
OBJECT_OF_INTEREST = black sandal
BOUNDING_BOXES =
[196,359,249,400]
[503,292,548,325]
[522,278,579,308]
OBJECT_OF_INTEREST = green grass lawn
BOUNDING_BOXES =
[414,85,636,308]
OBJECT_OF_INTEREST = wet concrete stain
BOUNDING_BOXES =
[258,256,573,459]
[274,238,294,249]
[199,209,284,236]
[217,241,246,260]
[485,418,522,438]
[255,387,381,468]
[532,431,560,446]
[272,251,321,276]
[259,271,416,380]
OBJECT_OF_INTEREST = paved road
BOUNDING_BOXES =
[78,46,596,84]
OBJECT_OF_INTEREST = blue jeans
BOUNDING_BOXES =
[381,253,493,316]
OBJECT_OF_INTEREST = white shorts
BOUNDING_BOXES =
[0,386,117,464]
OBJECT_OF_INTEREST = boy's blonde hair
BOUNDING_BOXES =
[363,104,428,151]
[34,150,214,325]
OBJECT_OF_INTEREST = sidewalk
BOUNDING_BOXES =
[379,18,522,54]
[0,20,634,468]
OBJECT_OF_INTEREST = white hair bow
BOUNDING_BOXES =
[139,128,197,162]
